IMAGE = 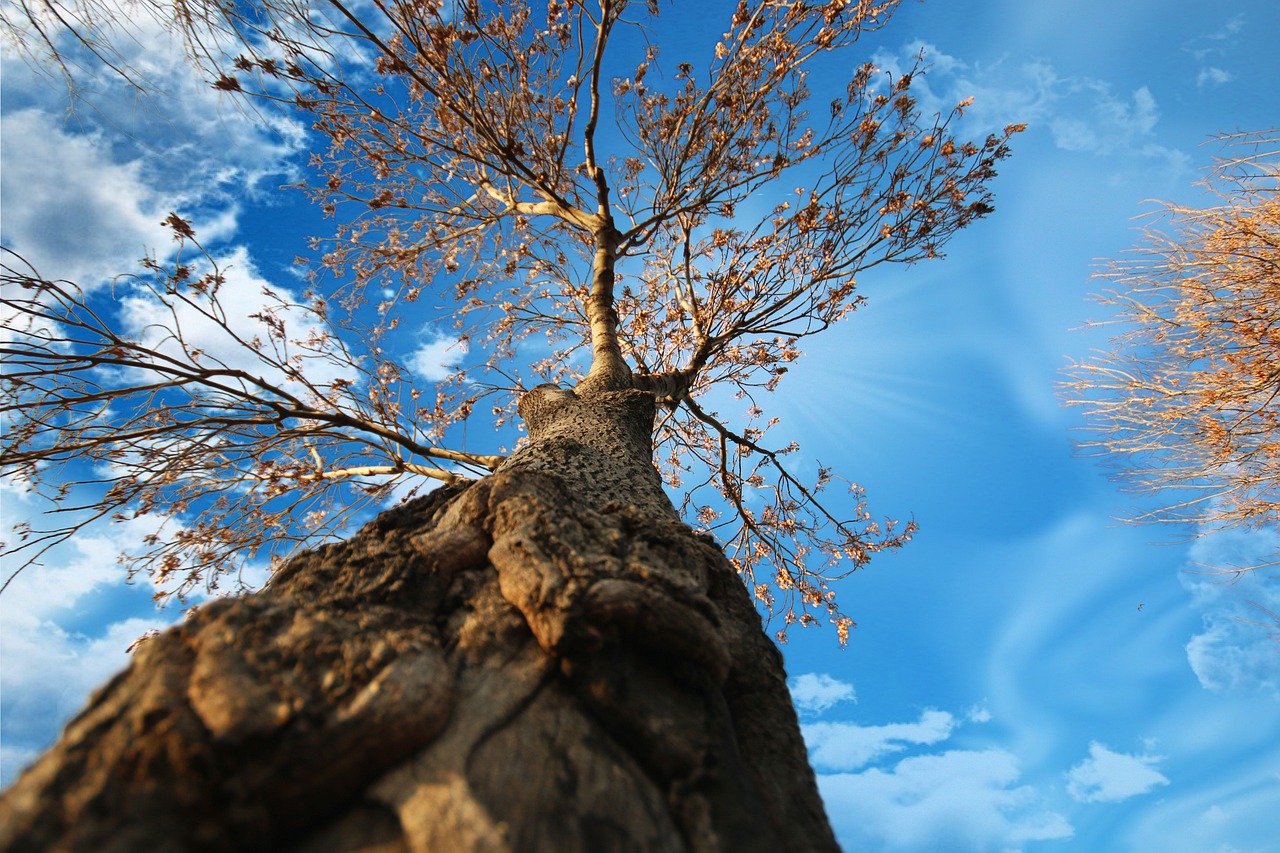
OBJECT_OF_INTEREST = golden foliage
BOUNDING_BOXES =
[1065,130,1280,572]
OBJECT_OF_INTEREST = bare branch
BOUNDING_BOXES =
[2,0,1020,640]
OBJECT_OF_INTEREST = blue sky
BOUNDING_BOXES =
[2,1,1279,851]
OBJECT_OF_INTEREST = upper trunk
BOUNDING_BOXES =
[0,387,838,853]
[580,225,634,395]
[500,384,677,521]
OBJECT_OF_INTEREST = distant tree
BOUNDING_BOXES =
[1064,129,1279,574]
[0,3,1020,849]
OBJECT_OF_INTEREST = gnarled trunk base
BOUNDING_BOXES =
[0,468,837,852]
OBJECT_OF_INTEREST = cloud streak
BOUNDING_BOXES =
[789,672,857,716]
[871,40,1190,174]
[803,709,957,771]
[1065,742,1170,803]
[819,749,1073,851]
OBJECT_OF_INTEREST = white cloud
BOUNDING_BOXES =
[1185,613,1280,697]
[967,704,993,724]
[0,613,169,785]
[1196,67,1233,88]
[1,41,329,783]
[1065,741,1170,803]
[1048,83,1159,154]
[1182,527,1280,697]
[792,692,1069,848]
[407,334,468,383]
[0,108,177,285]
[0,493,177,786]
[1,501,166,615]
[112,245,356,389]
[789,672,857,715]
[0,18,304,288]
[818,749,1073,851]
[871,42,1189,174]
[803,709,956,771]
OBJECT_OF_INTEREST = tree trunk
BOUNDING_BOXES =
[0,388,838,852]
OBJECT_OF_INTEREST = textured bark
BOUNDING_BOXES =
[0,389,837,852]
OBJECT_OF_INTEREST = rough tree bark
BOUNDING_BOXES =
[0,386,838,852]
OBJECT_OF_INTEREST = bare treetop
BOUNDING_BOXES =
[2,0,1022,641]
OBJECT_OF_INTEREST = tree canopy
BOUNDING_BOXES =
[1065,129,1279,577]
[1,0,1021,642]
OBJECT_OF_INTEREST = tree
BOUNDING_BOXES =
[1064,130,1280,577]
[1,1,1020,848]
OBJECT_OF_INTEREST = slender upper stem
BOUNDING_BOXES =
[576,0,631,395]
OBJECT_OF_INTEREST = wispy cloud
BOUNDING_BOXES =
[871,41,1190,174]
[803,709,956,771]
[1182,525,1280,698]
[1110,754,1280,853]
[819,749,1073,850]
[789,672,857,716]
[1065,741,1170,803]
[1047,83,1159,155]
[1186,14,1246,85]
[407,333,469,383]
[1196,67,1233,88]
[1208,13,1246,39]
